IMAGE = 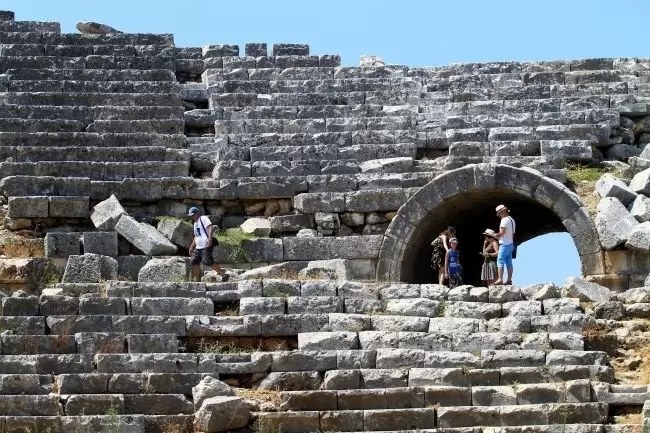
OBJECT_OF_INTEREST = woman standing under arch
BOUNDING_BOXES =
[430,226,456,285]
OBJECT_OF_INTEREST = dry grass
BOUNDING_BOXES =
[2,236,44,257]
[610,319,650,384]
[235,388,281,408]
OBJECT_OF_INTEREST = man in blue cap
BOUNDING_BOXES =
[187,206,229,282]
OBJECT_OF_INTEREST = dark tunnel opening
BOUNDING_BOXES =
[401,189,568,286]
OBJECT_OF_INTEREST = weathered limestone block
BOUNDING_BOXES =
[157,218,194,249]
[49,196,89,218]
[194,396,249,432]
[283,235,383,260]
[294,193,345,213]
[62,254,118,283]
[315,212,340,230]
[192,376,234,410]
[115,215,178,256]
[269,214,314,233]
[258,371,321,391]
[345,189,408,212]
[45,232,80,258]
[82,231,118,256]
[595,197,638,249]
[626,221,650,251]
[595,173,637,206]
[561,277,612,302]
[322,370,361,390]
[298,332,358,350]
[138,257,190,282]
[630,167,650,195]
[240,217,272,236]
[630,195,650,222]
[90,194,126,230]
[7,196,48,218]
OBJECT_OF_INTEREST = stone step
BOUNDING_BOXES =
[0,161,189,180]
[220,104,418,120]
[0,132,186,148]
[218,130,419,148]
[0,145,189,162]
[246,143,417,163]
[205,66,337,81]
[0,43,172,57]
[214,116,414,134]
[56,372,209,394]
[0,55,174,70]
[445,124,609,144]
[206,78,422,94]
[208,54,340,70]
[6,79,178,93]
[277,381,592,411]
[0,32,173,46]
[0,118,183,134]
[0,414,192,433]
[0,104,184,122]
[5,67,177,81]
[0,92,181,106]
[210,91,416,107]
[0,21,61,33]
[445,96,613,116]
[446,109,619,129]
[252,403,607,431]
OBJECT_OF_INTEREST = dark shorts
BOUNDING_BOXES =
[191,246,214,266]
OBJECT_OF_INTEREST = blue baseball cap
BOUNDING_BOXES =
[187,206,200,216]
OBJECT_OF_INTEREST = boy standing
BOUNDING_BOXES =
[188,207,229,282]
[445,237,463,288]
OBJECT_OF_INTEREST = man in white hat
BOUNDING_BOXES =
[493,204,516,285]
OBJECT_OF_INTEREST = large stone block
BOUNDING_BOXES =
[82,231,118,256]
[595,197,638,249]
[138,257,190,282]
[269,214,314,233]
[630,167,650,195]
[345,189,409,212]
[157,218,194,249]
[44,232,80,258]
[7,196,48,218]
[594,173,637,206]
[49,196,89,218]
[626,221,650,252]
[115,215,178,256]
[62,254,118,283]
[90,194,126,230]
[240,217,271,236]
[630,195,650,222]
[283,235,383,260]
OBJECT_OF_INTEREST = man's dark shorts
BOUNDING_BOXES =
[191,247,214,266]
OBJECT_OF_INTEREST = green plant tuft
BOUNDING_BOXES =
[216,228,258,263]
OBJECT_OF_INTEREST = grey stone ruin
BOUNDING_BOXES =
[2,8,650,433]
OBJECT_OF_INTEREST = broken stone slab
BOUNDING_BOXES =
[269,214,314,233]
[595,197,638,249]
[157,218,194,249]
[629,167,650,195]
[90,195,126,231]
[76,21,123,34]
[137,257,190,282]
[193,395,249,432]
[115,215,178,256]
[625,221,650,252]
[630,195,650,222]
[62,254,118,283]
[192,376,235,410]
[360,55,385,67]
[240,217,271,236]
[594,173,637,206]
[561,277,613,303]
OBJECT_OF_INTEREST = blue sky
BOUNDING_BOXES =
[6,0,638,285]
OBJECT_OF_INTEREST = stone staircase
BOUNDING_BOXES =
[1,278,647,432]
[0,13,190,223]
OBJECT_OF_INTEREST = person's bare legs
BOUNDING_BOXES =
[192,264,201,282]
[438,268,445,285]
[506,267,513,285]
[493,267,504,285]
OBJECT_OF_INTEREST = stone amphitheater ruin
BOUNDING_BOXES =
[4,8,650,433]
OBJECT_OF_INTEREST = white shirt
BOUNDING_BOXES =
[193,215,213,249]
[499,216,515,245]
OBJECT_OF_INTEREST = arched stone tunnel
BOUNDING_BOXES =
[376,164,604,285]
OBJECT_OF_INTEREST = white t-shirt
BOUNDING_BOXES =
[193,215,213,249]
[499,216,515,245]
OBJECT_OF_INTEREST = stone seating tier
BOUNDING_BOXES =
[0,279,644,431]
